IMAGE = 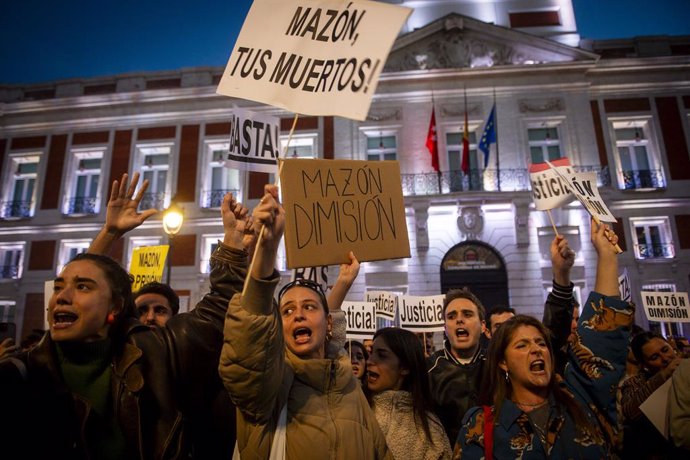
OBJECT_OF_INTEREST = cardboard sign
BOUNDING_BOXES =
[529,157,574,211]
[641,291,690,323]
[281,159,410,268]
[398,294,445,333]
[129,245,169,291]
[618,268,631,302]
[216,0,411,121]
[291,265,329,294]
[226,108,281,174]
[545,161,617,223]
[365,290,398,321]
[343,301,377,339]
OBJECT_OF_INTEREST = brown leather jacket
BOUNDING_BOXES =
[0,243,246,460]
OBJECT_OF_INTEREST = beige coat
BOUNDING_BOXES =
[372,390,452,460]
[219,273,391,460]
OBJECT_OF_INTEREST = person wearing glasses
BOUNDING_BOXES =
[219,185,391,460]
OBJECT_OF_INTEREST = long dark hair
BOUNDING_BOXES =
[481,315,594,438]
[67,253,137,350]
[372,327,435,443]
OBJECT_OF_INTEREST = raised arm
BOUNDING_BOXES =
[89,172,158,254]
[328,251,360,348]
[327,251,360,312]
[219,185,287,423]
[565,219,633,428]
[542,235,576,356]
[592,219,620,297]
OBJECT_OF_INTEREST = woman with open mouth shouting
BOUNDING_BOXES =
[366,327,452,459]
[455,220,635,459]
[220,185,391,460]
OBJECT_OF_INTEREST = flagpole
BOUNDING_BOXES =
[432,91,442,194]
[493,88,500,192]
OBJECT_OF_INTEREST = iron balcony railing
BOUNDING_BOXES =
[201,189,241,209]
[0,265,20,279]
[400,166,610,196]
[0,200,33,219]
[620,169,665,190]
[65,196,98,215]
[139,192,167,211]
[636,243,675,259]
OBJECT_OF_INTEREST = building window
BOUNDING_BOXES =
[0,301,16,323]
[281,133,319,159]
[528,126,562,163]
[446,130,481,191]
[612,122,665,190]
[200,141,241,209]
[2,155,40,219]
[0,243,24,280]
[630,217,675,259]
[136,144,172,210]
[126,237,162,273]
[200,234,223,273]
[57,240,90,274]
[64,149,104,215]
[366,132,397,161]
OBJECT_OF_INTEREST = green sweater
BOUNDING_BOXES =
[56,339,126,460]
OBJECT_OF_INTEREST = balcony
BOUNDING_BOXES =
[636,243,675,259]
[201,189,240,209]
[0,200,33,219]
[65,196,98,215]
[138,192,167,211]
[620,169,665,190]
[0,265,20,279]
[400,166,610,196]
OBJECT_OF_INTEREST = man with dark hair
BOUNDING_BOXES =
[484,305,516,339]
[427,286,487,443]
[134,282,179,328]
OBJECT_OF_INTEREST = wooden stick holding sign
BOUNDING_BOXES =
[242,113,300,297]
[545,161,622,254]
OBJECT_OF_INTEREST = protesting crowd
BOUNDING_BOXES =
[0,171,687,460]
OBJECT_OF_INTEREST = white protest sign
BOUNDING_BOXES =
[343,301,377,340]
[641,291,690,323]
[545,161,617,223]
[618,268,631,302]
[639,378,671,439]
[226,108,280,174]
[398,294,445,333]
[217,0,412,121]
[291,265,330,295]
[529,157,574,211]
[365,290,398,321]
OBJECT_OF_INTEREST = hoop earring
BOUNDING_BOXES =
[326,328,333,342]
[106,312,116,325]
[505,371,510,382]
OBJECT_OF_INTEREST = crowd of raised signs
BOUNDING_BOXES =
[0,172,688,460]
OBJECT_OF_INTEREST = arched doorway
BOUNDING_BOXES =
[440,241,509,313]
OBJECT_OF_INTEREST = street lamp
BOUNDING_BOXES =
[163,199,184,285]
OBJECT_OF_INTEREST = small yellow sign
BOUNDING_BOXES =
[130,245,169,291]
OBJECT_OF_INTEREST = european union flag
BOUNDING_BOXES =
[478,104,496,167]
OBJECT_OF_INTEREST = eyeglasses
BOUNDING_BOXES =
[278,278,328,311]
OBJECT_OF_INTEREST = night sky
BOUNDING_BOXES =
[1,0,689,85]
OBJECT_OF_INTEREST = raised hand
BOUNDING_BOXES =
[551,235,575,286]
[221,192,250,251]
[591,218,620,297]
[89,172,158,255]
[0,338,19,359]
[105,172,158,236]
[253,185,285,247]
[328,251,360,312]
